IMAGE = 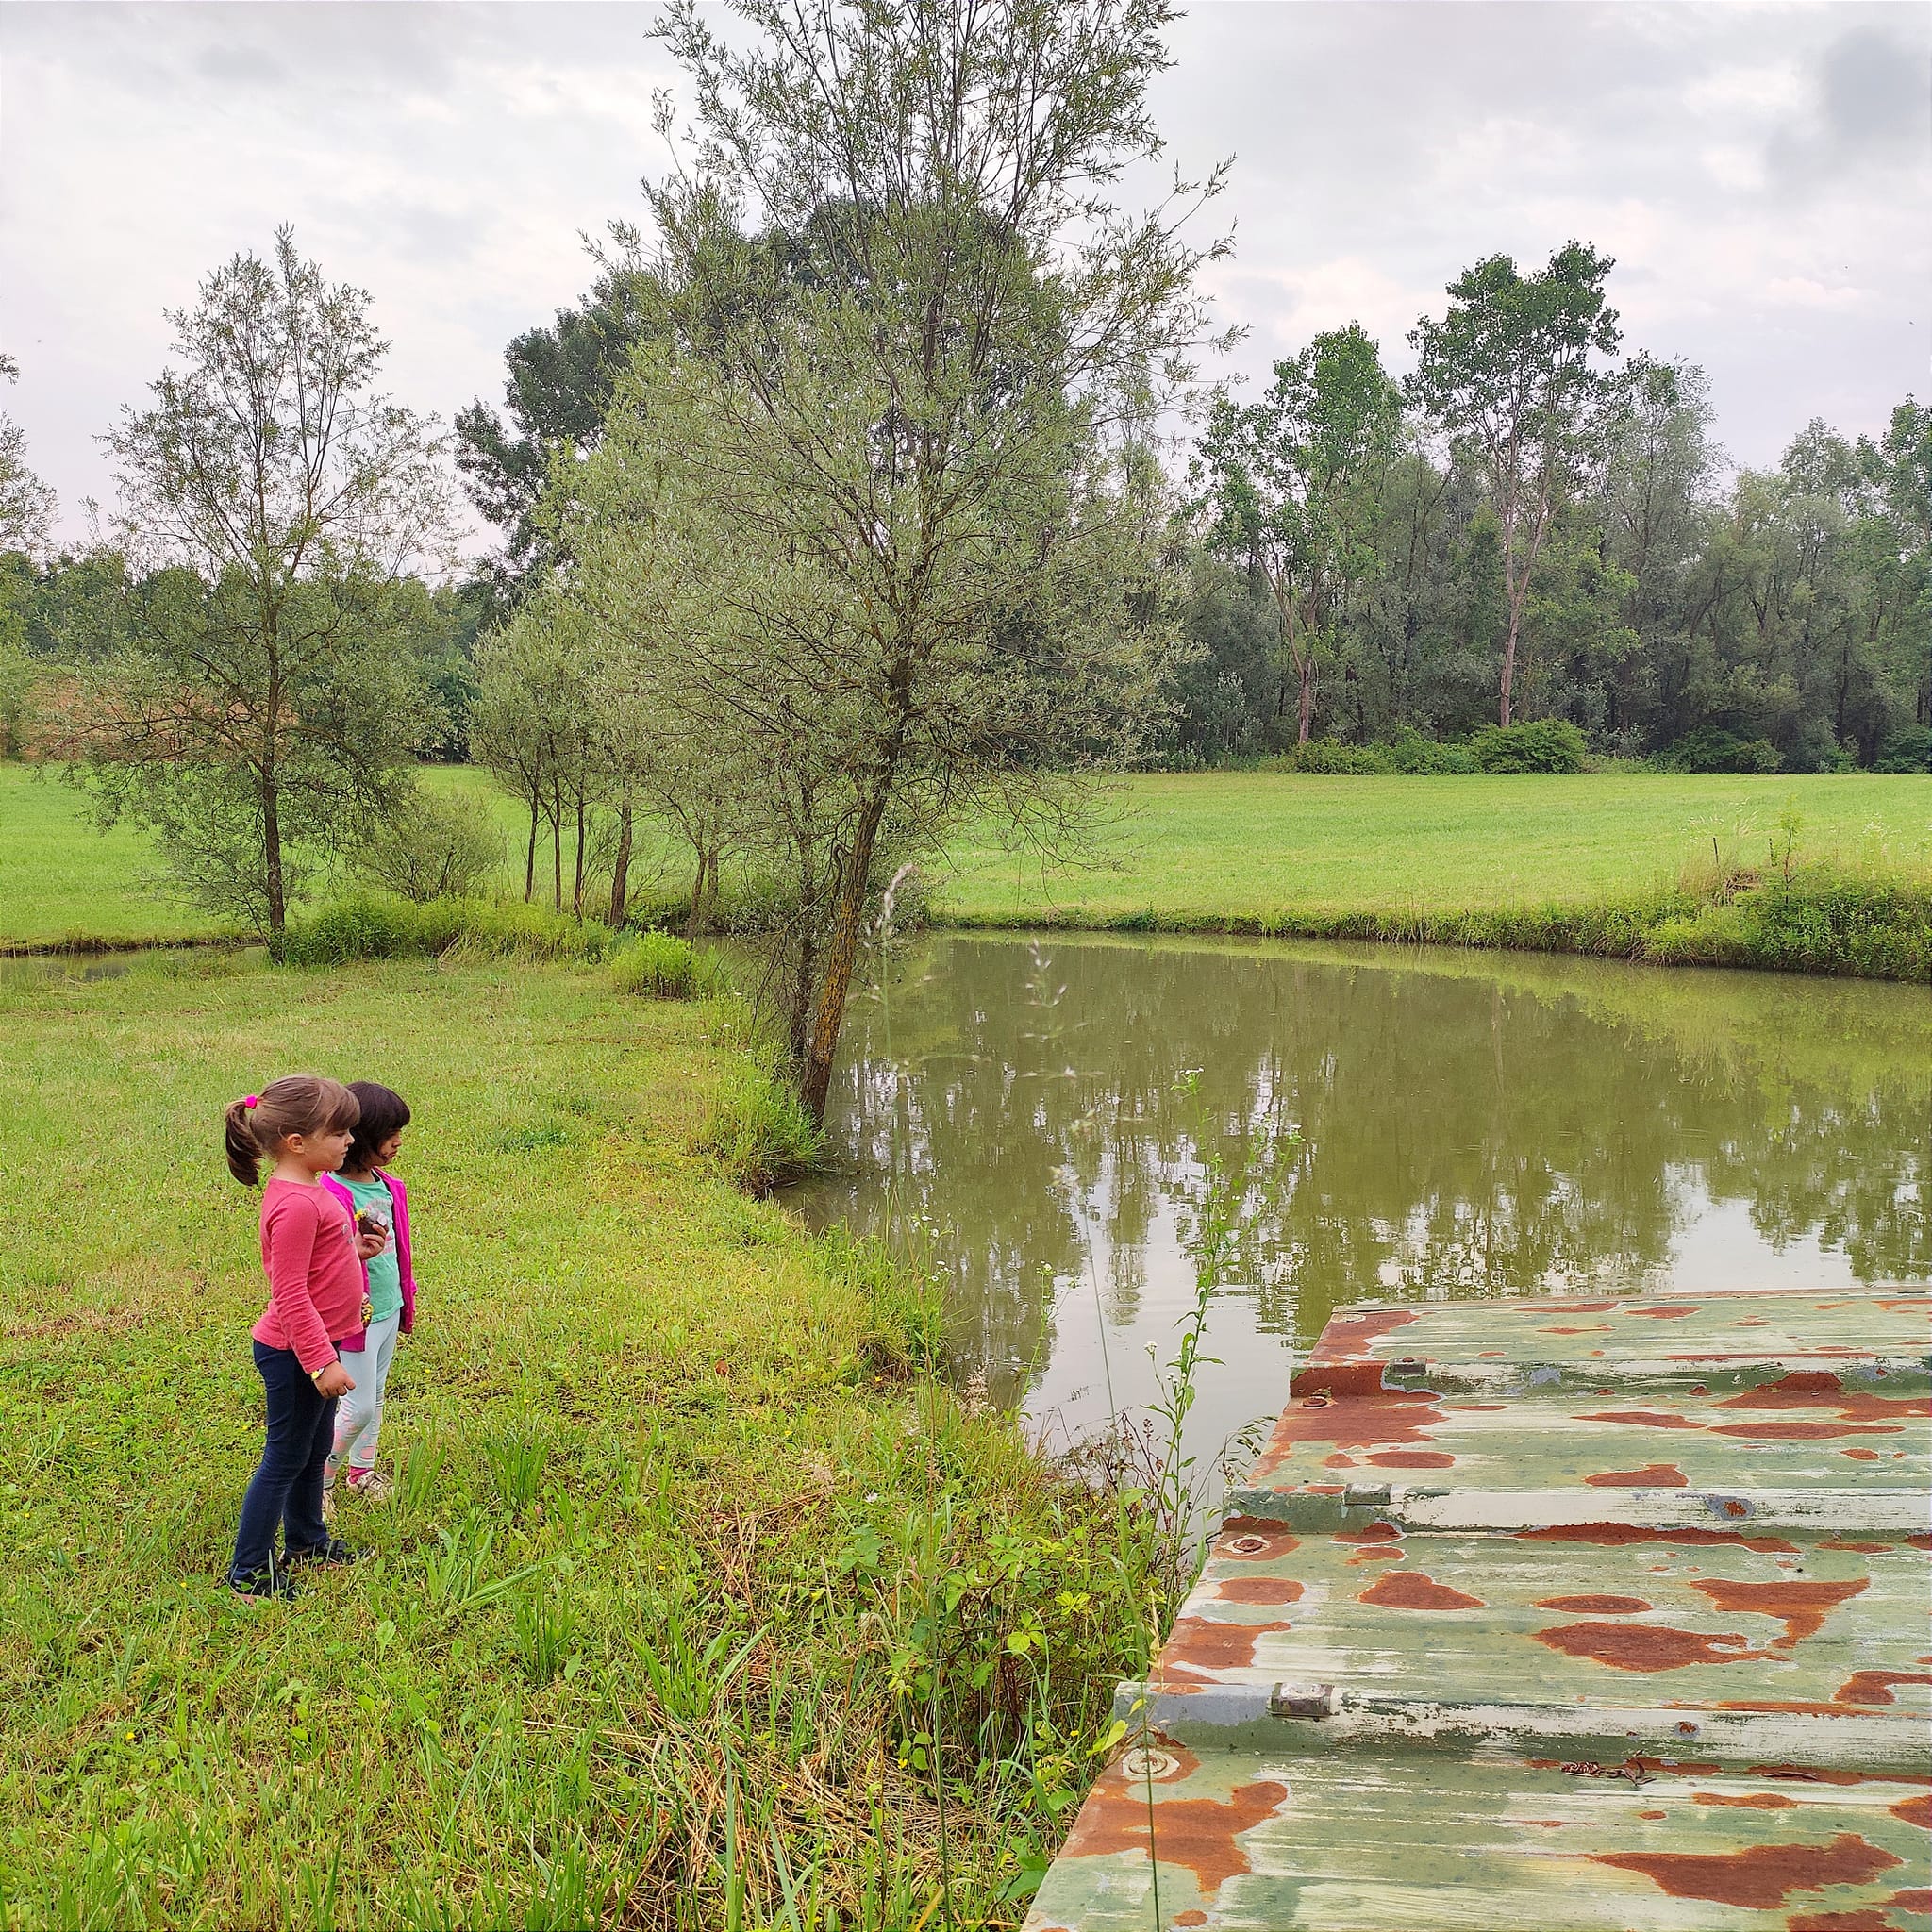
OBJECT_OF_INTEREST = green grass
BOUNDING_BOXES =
[937,772,1932,923]
[0,765,230,948]
[0,951,1175,1926]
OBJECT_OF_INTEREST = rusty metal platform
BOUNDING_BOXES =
[1027,1288,1932,1931]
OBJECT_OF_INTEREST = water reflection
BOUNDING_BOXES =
[790,934,1932,1455]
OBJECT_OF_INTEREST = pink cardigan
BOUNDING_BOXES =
[321,1169,418,1352]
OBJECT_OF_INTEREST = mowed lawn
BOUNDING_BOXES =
[937,771,1932,924]
[8,759,1932,947]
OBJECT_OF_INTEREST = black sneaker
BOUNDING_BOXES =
[285,1537,366,1567]
[228,1564,299,1601]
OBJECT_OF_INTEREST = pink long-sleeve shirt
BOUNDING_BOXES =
[250,1177,365,1374]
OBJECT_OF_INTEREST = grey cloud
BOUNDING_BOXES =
[1819,25,1928,153]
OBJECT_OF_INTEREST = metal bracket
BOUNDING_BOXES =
[1270,1680,1335,1720]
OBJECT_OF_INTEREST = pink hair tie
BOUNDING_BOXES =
[242,1095,259,1109]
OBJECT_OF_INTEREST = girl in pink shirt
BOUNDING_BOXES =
[223,1074,385,1599]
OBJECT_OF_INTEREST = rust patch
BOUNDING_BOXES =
[1842,1449,1882,1461]
[1334,1520,1403,1542]
[1366,1450,1455,1468]
[1215,1519,1299,1561]
[1591,1833,1900,1908]
[1577,1409,1705,1429]
[1519,1523,1797,1554]
[1544,1324,1614,1335]
[1261,1390,1446,1455]
[1714,1374,1929,1424]
[1714,1422,1903,1441]
[1784,1912,1895,1930]
[1691,1791,1795,1809]
[1214,1575,1305,1607]
[1058,1761,1289,1895]
[1888,1890,1932,1913]
[1346,1547,1404,1564]
[1165,1616,1293,1672]
[1584,1462,1690,1488]
[1535,1621,1758,1672]
[1359,1571,1485,1611]
[1534,1594,1653,1614]
[1835,1671,1932,1707]
[1688,1578,1868,1648]
[1888,1794,1931,1829]
[1306,1306,1416,1364]
[1626,1305,1701,1319]
[1174,1916,1208,1929]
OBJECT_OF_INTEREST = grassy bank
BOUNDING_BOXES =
[939,772,1932,980]
[10,762,1932,979]
[0,951,1167,1927]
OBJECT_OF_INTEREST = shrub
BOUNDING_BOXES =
[1469,719,1588,774]
[1279,739,1395,775]
[1662,726,1781,774]
[695,1061,823,1192]
[1388,728,1479,774]
[283,891,610,966]
[1874,724,1932,774]
[610,931,726,1000]
[352,791,506,903]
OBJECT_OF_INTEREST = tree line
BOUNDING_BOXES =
[2,0,1927,1119]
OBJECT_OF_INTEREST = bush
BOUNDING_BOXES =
[1388,728,1479,774]
[610,931,726,1000]
[695,1061,823,1192]
[283,891,611,966]
[1469,719,1588,774]
[1874,724,1932,774]
[1662,726,1780,774]
[352,791,506,903]
[1277,739,1395,775]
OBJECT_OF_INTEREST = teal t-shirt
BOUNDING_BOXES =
[342,1174,403,1322]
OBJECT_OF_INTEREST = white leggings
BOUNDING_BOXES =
[327,1309,401,1477]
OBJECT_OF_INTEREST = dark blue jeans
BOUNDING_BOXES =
[229,1341,338,1580]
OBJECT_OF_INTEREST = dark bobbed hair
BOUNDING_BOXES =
[344,1080,411,1171]
[225,1075,359,1186]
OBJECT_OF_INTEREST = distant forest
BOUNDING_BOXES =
[6,250,1928,777]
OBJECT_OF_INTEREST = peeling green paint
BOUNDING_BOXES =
[1029,1289,1932,1931]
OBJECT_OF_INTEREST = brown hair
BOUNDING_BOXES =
[225,1075,360,1186]
[344,1081,411,1172]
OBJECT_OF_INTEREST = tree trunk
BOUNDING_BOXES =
[686,846,707,941]
[608,799,633,929]
[798,795,887,1124]
[573,798,586,916]
[550,794,562,911]
[524,802,538,904]
[262,773,287,951]
[1499,592,1523,727]
[1296,648,1315,745]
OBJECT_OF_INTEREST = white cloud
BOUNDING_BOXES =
[2,0,1926,548]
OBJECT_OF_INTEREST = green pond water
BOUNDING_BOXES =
[791,931,1932,1463]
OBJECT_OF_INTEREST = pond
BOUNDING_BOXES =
[790,932,1932,1468]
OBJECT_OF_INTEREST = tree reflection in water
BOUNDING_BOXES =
[789,934,1932,1454]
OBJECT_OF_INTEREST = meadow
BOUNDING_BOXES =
[8,763,1932,979]
[0,948,1172,1927]
[940,770,1932,922]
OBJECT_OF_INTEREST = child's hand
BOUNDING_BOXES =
[354,1226,390,1261]
[316,1360,356,1399]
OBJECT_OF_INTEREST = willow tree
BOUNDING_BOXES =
[589,0,1214,1120]
[68,230,452,944]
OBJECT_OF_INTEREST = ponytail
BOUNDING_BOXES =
[225,1098,264,1185]
[223,1075,360,1187]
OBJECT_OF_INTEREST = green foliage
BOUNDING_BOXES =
[0,635,35,758]
[1874,724,1932,774]
[610,930,726,1001]
[1664,726,1782,774]
[1469,719,1588,773]
[695,1059,824,1191]
[350,787,507,903]
[280,891,610,967]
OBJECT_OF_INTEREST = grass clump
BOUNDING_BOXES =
[0,950,1189,1928]
[280,891,611,967]
[609,930,727,1000]
[695,1057,824,1191]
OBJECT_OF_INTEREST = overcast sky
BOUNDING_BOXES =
[3,1,1927,549]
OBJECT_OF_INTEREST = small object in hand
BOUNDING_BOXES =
[355,1208,388,1239]
[360,1294,375,1325]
